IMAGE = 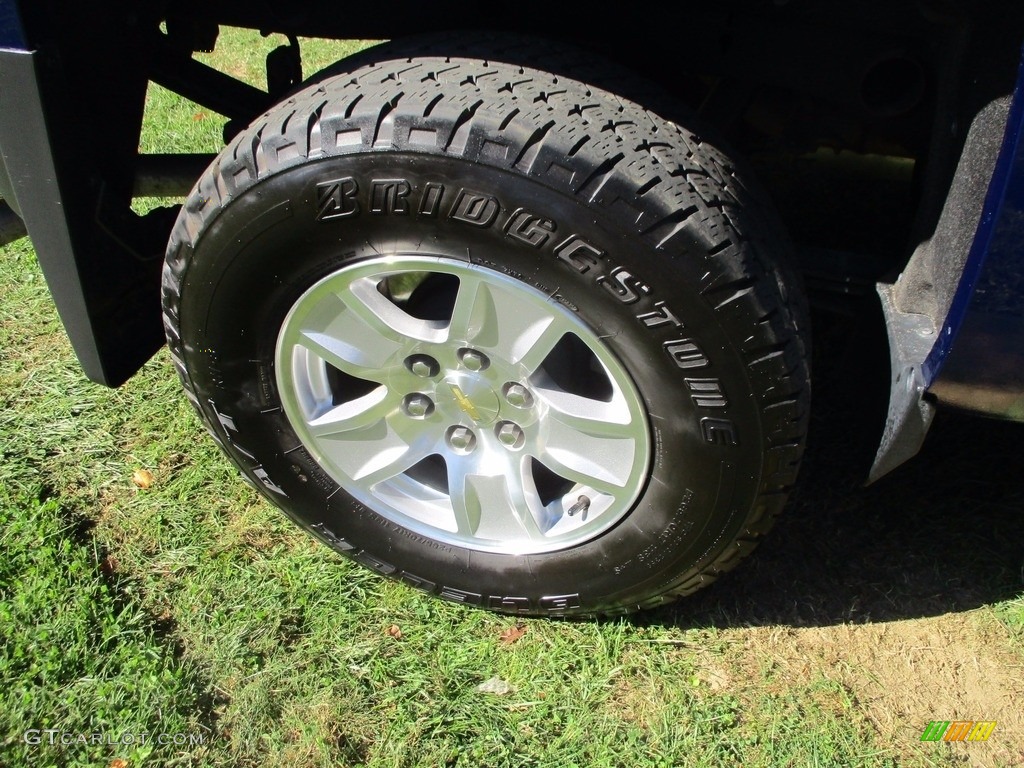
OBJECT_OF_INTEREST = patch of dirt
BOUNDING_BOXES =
[635,350,1024,764]
[608,676,661,729]
[694,657,732,693]
[733,611,1024,767]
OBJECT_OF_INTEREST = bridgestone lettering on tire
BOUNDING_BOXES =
[161,38,810,617]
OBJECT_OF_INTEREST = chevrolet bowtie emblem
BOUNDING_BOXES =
[448,384,482,422]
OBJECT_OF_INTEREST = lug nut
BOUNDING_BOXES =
[503,383,534,408]
[405,354,439,378]
[457,348,489,371]
[495,421,525,449]
[402,393,435,418]
[446,425,477,453]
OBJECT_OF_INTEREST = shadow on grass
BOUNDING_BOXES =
[37,489,225,737]
[645,310,1024,629]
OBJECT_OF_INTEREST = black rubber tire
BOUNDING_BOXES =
[161,38,810,617]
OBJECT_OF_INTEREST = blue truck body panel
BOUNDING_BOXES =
[0,0,26,51]
[928,46,1024,418]
[926,46,1024,387]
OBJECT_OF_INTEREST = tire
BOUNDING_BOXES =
[161,38,809,617]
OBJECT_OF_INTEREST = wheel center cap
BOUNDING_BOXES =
[443,374,500,425]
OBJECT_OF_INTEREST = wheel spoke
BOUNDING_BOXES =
[318,421,435,486]
[292,276,447,378]
[447,459,546,543]
[503,464,549,541]
[306,387,393,437]
[446,458,483,539]
[537,417,636,495]
[446,272,488,341]
[295,294,401,379]
[450,279,565,371]
[345,276,446,343]
[539,388,638,439]
[513,314,570,375]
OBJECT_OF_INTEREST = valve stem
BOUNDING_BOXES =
[567,495,591,518]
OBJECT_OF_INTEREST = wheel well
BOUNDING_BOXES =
[6,0,1022,389]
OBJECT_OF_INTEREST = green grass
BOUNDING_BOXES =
[995,597,1024,651]
[0,492,213,767]
[2,25,1023,768]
